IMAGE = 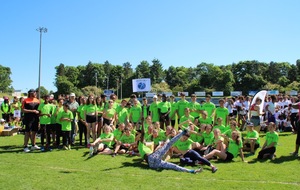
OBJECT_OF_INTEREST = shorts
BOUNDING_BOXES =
[24,117,39,132]
[103,118,112,126]
[225,151,234,161]
[120,144,130,152]
[86,115,96,123]
[245,143,260,149]
[232,110,237,116]
[97,115,102,121]
[159,113,170,122]
[268,114,276,123]
[250,116,260,126]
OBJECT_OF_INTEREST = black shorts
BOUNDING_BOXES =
[232,110,237,116]
[24,117,39,132]
[120,144,130,152]
[225,151,234,161]
[97,115,102,121]
[160,113,170,122]
[103,118,112,126]
[86,115,97,123]
[245,143,260,149]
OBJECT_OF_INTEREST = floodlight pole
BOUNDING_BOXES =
[36,27,47,99]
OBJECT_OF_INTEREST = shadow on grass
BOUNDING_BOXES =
[0,145,24,154]
[270,155,300,164]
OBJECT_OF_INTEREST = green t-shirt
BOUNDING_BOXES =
[213,125,227,134]
[85,104,97,114]
[158,101,171,113]
[50,104,57,124]
[120,134,135,144]
[106,108,116,119]
[146,133,166,145]
[129,105,142,122]
[174,138,194,151]
[97,104,105,115]
[170,101,177,120]
[215,107,229,125]
[38,103,53,124]
[77,104,86,120]
[199,117,212,124]
[266,131,279,147]
[188,102,201,118]
[202,131,214,146]
[176,100,189,118]
[138,142,153,158]
[179,115,195,129]
[58,110,74,131]
[201,102,215,118]
[117,107,128,124]
[1,103,10,113]
[149,102,159,122]
[100,132,114,147]
[113,129,123,141]
[228,139,243,158]
[246,130,260,145]
[55,106,64,124]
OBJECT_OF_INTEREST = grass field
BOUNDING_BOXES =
[0,132,299,190]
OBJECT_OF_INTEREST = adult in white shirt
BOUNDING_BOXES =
[265,95,277,123]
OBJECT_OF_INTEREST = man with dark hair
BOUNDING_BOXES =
[22,89,40,153]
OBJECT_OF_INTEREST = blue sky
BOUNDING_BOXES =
[1,1,299,92]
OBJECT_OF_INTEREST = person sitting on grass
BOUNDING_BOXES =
[243,122,260,155]
[172,127,218,173]
[204,131,246,162]
[200,124,214,155]
[213,117,228,134]
[89,125,114,156]
[257,122,278,160]
[137,124,203,174]
[112,127,135,157]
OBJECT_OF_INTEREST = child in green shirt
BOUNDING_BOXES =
[57,103,74,150]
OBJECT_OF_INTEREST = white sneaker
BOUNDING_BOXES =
[24,147,30,153]
[31,145,41,150]
[89,146,94,157]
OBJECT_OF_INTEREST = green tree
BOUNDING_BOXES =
[36,86,49,97]
[55,63,65,77]
[151,81,171,93]
[150,59,164,84]
[123,62,133,79]
[0,65,13,92]
[81,86,102,97]
[135,61,151,78]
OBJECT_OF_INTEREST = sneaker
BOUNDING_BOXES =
[111,153,117,157]
[40,146,45,152]
[24,147,30,153]
[191,167,203,174]
[212,166,218,173]
[68,145,71,150]
[31,145,41,151]
[89,146,94,157]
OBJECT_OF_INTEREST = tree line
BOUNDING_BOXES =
[53,59,300,98]
[1,59,300,97]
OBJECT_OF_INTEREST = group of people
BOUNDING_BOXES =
[2,90,300,173]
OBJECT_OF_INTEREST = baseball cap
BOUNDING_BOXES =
[153,95,158,99]
[0,118,5,122]
[70,93,76,97]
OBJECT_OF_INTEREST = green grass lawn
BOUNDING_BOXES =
[0,132,299,190]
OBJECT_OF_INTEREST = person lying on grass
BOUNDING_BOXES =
[137,123,203,174]
[172,123,218,173]
[204,130,246,162]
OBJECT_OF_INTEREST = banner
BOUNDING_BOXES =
[163,92,173,97]
[178,92,189,96]
[212,91,223,96]
[251,90,267,114]
[132,78,151,92]
[104,90,114,97]
[195,91,206,96]
[286,90,298,96]
[145,92,156,98]
[230,91,242,96]
[248,91,258,96]
[268,90,279,95]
